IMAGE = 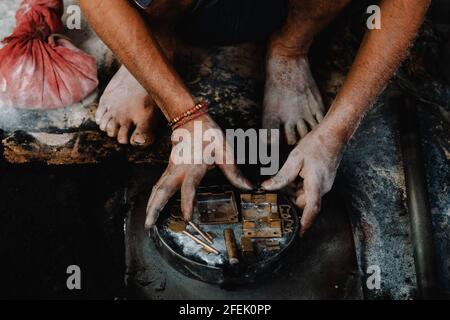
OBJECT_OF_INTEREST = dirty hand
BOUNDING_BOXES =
[261,126,344,236]
[145,114,253,229]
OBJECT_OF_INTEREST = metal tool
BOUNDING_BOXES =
[182,230,220,255]
[224,228,239,265]
[188,221,214,245]
[197,191,239,224]
[167,219,220,255]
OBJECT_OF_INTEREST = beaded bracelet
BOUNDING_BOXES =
[168,101,209,129]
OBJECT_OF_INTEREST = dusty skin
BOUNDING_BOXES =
[81,0,431,235]
[92,0,333,147]
[263,55,325,145]
[96,65,160,146]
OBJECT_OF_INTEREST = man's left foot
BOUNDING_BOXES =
[263,54,325,145]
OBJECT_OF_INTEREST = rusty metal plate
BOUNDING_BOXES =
[197,191,239,224]
[241,192,283,238]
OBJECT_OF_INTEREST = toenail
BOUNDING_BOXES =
[133,135,147,145]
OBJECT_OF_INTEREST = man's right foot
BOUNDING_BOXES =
[96,65,161,147]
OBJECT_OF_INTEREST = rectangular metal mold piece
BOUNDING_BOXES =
[241,193,283,238]
[196,191,239,225]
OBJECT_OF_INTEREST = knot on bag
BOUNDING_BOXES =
[0,0,99,109]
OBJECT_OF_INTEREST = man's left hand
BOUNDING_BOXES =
[262,125,344,236]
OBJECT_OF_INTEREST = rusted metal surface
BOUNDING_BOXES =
[197,190,240,225]
[224,228,239,265]
[152,188,300,285]
[241,193,283,238]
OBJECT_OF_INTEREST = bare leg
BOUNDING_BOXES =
[263,0,351,145]
[95,1,190,146]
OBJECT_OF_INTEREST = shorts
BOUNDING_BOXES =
[183,0,288,45]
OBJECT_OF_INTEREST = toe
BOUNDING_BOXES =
[99,113,112,131]
[106,120,119,138]
[284,122,298,146]
[131,122,155,147]
[315,112,324,123]
[305,114,318,130]
[296,120,309,139]
[117,124,131,145]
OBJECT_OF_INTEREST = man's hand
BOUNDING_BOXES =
[145,114,253,228]
[262,126,344,236]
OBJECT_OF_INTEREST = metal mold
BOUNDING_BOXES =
[197,190,239,224]
[152,186,300,285]
[241,193,283,238]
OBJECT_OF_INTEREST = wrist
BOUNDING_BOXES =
[168,100,209,129]
[319,99,363,146]
[314,117,348,152]
[175,111,215,131]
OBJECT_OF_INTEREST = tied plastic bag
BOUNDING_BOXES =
[0,0,99,109]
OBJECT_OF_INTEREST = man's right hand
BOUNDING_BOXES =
[145,114,253,228]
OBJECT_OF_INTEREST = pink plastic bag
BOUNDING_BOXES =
[0,0,99,109]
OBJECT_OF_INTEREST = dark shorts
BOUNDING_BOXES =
[183,0,288,45]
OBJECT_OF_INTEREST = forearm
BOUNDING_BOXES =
[79,0,194,119]
[321,0,430,143]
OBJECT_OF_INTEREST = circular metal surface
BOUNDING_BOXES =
[151,188,299,285]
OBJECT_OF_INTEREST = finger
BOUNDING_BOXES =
[106,120,119,138]
[300,198,321,237]
[295,192,307,209]
[180,173,203,221]
[299,180,321,237]
[145,172,181,229]
[261,153,304,191]
[218,141,254,190]
[117,124,131,145]
[296,120,309,139]
[284,122,298,146]
[218,163,253,190]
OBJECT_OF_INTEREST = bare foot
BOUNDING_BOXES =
[263,55,325,145]
[96,65,160,146]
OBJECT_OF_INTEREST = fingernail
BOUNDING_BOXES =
[261,181,271,190]
[145,218,154,230]
[245,180,255,190]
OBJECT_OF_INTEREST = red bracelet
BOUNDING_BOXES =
[168,101,209,129]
